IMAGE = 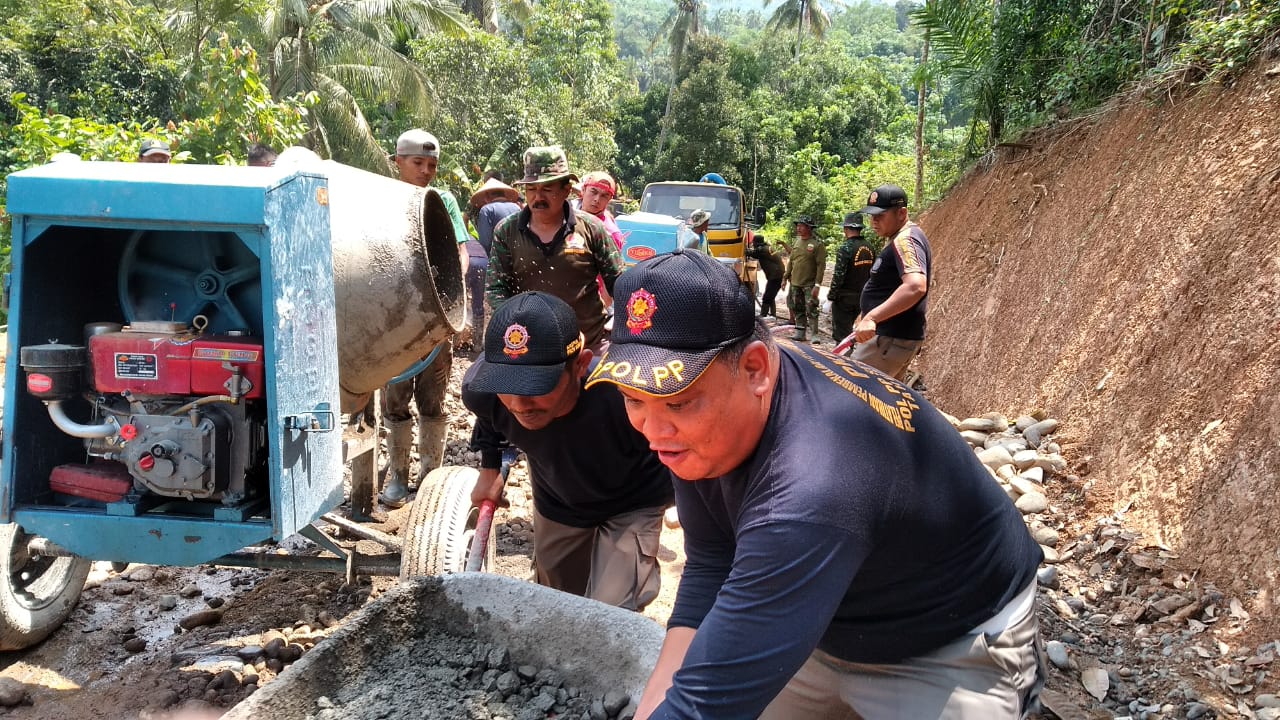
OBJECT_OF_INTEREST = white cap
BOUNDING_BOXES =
[395,129,440,158]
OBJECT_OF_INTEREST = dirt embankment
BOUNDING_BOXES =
[918,64,1280,623]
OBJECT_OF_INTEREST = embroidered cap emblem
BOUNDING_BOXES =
[868,191,879,204]
[626,289,658,335]
[503,323,530,358]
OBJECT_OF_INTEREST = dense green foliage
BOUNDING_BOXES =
[915,0,1280,150]
[1,0,1277,289]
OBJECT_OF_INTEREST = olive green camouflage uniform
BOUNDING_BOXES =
[784,237,827,337]
[827,235,875,341]
[486,206,623,349]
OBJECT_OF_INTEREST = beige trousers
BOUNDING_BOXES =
[760,586,1044,720]
[851,335,923,381]
[532,504,664,612]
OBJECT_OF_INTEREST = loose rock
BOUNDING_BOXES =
[603,690,631,716]
[179,610,223,630]
[125,565,157,582]
[1019,466,1045,483]
[1023,419,1058,448]
[978,446,1015,470]
[960,417,1006,433]
[237,645,263,662]
[1015,492,1048,514]
[1032,526,1060,547]
[0,678,28,706]
[1036,566,1059,589]
[1011,477,1046,497]
[1046,640,1071,670]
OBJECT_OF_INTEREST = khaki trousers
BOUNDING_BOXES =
[760,586,1044,720]
[851,335,922,381]
[532,505,664,612]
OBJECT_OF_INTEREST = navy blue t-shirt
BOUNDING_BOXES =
[476,201,521,254]
[462,361,673,528]
[650,342,1041,719]
[859,221,931,340]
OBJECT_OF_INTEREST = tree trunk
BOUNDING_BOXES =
[751,141,760,213]
[916,34,929,210]
[795,4,805,60]
[656,83,676,158]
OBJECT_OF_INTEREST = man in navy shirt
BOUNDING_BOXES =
[464,291,672,610]
[587,249,1044,719]
[854,184,931,380]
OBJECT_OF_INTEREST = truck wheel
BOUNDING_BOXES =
[400,466,495,579]
[0,524,91,651]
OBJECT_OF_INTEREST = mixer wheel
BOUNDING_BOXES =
[400,466,494,579]
[0,523,91,651]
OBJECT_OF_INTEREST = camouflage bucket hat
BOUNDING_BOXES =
[517,145,579,186]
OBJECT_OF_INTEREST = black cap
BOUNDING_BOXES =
[859,184,909,215]
[468,292,584,396]
[793,215,816,227]
[842,212,864,229]
[586,249,755,397]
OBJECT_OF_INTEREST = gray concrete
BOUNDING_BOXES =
[225,573,664,719]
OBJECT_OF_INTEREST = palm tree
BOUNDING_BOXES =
[158,0,247,77]
[763,0,834,59]
[460,0,533,33]
[229,0,469,173]
[911,0,1005,148]
[651,0,702,157]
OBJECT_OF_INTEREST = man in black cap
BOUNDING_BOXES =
[463,291,672,610]
[782,215,826,342]
[853,184,931,380]
[827,212,876,343]
[587,248,1043,720]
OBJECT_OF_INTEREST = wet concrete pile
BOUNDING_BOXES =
[225,574,662,720]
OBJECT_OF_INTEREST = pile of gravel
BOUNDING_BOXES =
[306,634,636,720]
[227,575,660,720]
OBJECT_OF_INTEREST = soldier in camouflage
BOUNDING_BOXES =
[783,216,827,343]
[486,146,624,352]
[827,212,876,343]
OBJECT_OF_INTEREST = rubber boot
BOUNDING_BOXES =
[414,416,450,489]
[379,417,414,508]
[790,327,808,342]
[809,327,823,344]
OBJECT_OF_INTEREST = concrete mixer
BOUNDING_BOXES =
[0,158,476,650]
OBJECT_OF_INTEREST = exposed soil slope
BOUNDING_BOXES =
[917,64,1280,623]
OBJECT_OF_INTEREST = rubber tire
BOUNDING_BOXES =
[400,466,496,579]
[0,523,91,651]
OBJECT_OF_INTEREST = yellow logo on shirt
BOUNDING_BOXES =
[782,341,919,432]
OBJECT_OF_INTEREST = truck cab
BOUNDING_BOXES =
[615,179,757,291]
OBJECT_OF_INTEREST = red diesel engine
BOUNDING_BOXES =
[23,320,270,505]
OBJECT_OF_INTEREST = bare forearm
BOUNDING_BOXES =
[854,274,925,342]
[864,277,925,324]
[635,626,696,720]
